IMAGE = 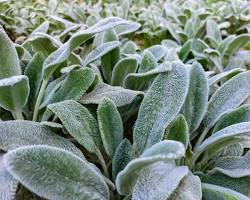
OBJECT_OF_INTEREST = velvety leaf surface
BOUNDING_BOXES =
[212,105,250,134]
[116,140,185,195]
[112,139,132,181]
[0,120,83,157]
[80,83,144,107]
[41,68,95,108]
[138,50,158,73]
[202,71,250,129]
[111,57,138,86]
[0,26,21,79]
[0,154,18,200]
[5,145,109,200]
[133,61,189,153]
[48,100,100,153]
[97,98,123,157]
[202,183,249,200]
[0,75,30,112]
[164,114,189,148]
[182,62,208,134]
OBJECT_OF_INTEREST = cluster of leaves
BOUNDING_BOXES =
[0,1,250,200]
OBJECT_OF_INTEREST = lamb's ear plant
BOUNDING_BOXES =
[1,1,250,199]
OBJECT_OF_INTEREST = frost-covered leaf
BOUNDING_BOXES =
[203,172,250,197]
[97,98,123,157]
[43,17,131,80]
[203,49,223,72]
[202,183,249,200]
[48,100,100,154]
[0,75,29,112]
[132,162,201,200]
[5,145,109,200]
[202,71,250,129]
[115,22,141,36]
[209,152,250,178]
[41,68,95,108]
[124,62,171,91]
[30,21,49,36]
[146,45,167,62]
[122,41,138,54]
[111,57,138,86]
[0,120,83,157]
[133,61,189,153]
[101,29,120,83]
[85,41,120,66]
[164,114,189,148]
[182,62,208,134]
[80,83,144,107]
[208,68,244,86]
[116,140,185,195]
[195,122,250,158]
[0,154,18,200]
[138,50,158,73]
[112,139,132,181]
[213,105,250,134]
[0,26,21,79]
[206,19,222,43]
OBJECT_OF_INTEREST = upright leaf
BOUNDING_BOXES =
[133,62,189,153]
[182,62,208,134]
[97,98,123,157]
[111,57,138,86]
[138,50,158,73]
[0,26,21,79]
[48,100,101,154]
[202,71,250,129]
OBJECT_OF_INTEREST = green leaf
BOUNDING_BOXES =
[203,49,223,72]
[202,183,249,200]
[24,52,44,108]
[203,172,250,197]
[146,45,167,62]
[0,26,21,79]
[132,163,201,200]
[208,68,244,86]
[206,19,222,43]
[41,68,95,108]
[80,83,144,107]
[5,145,109,200]
[202,71,250,129]
[97,98,123,157]
[111,57,138,86]
[179,39,192,61]
[115,140,185,195]
[0,120,83,157]
[112,139,132,181]
[133,61,189,153]
[209,152,250,178]
[138,50,158,73]
[48,100,101,154]
[164,114,189,148]
[213,105,250,134]
[43,17,131,80]
[123,62,171,91]
[0,154,18,200]
[85,41,120,66]
[182,62,208,134]
[101,29,120,83]
[195,122,250,158]
[30,21,49,36]
[223,34,250,62]
[122,41,138,54]
[0,75,30,112]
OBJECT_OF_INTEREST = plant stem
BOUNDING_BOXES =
[193,128,209,151]
[32,79,48,122]
[102,175,115,191]
[96,148,110,179]
[15,110,24,120]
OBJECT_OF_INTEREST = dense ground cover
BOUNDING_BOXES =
[0,0,250,199]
